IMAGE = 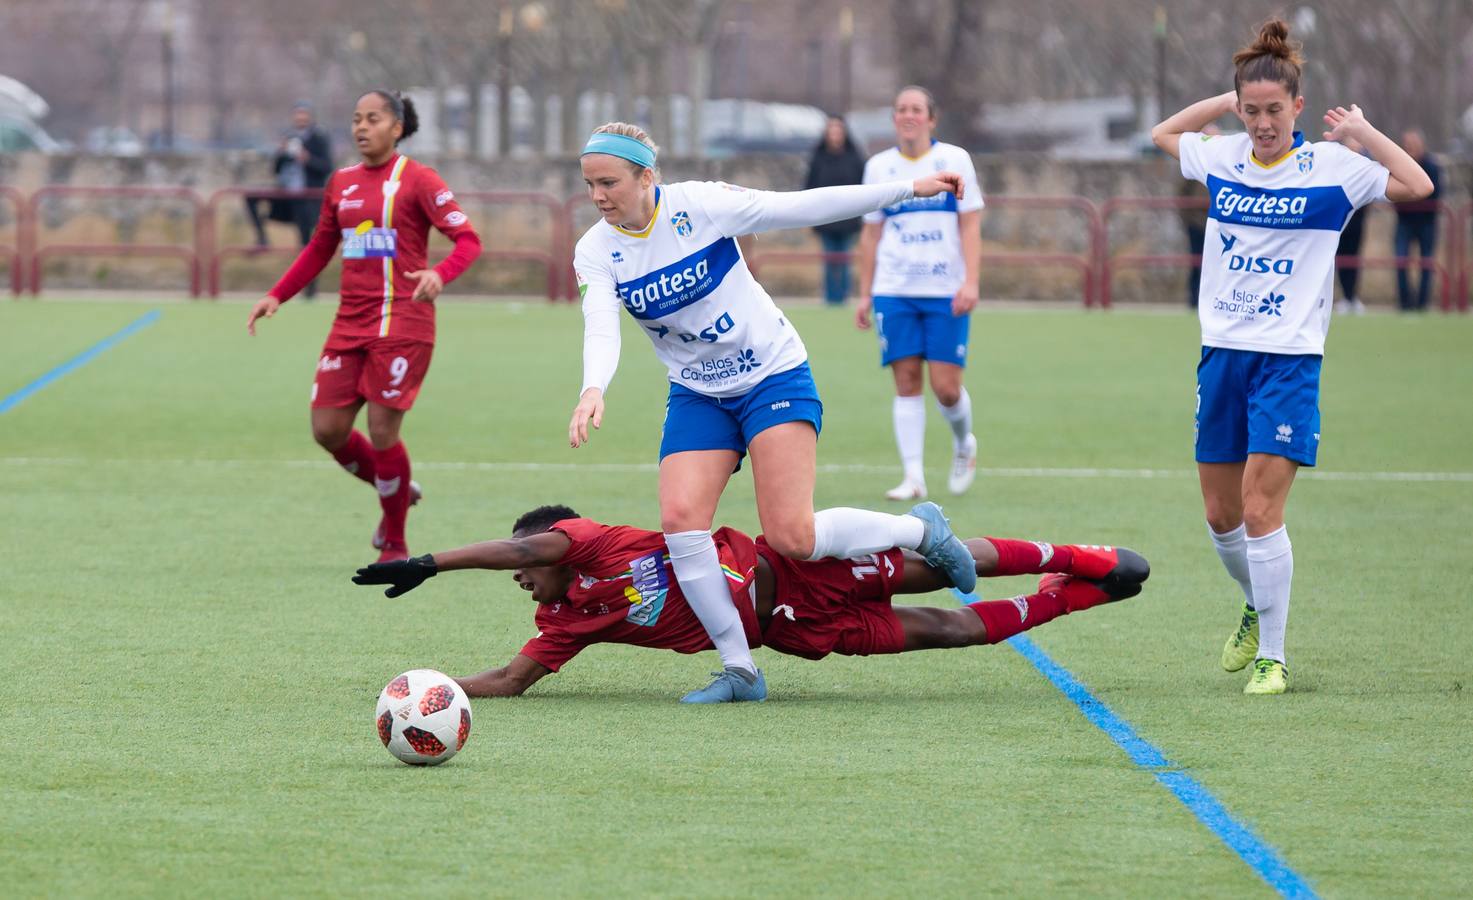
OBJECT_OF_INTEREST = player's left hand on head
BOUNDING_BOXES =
[407,268,444,302]
[913,172,964,201]
[1323,104,1366,142]
[353,554,438,598]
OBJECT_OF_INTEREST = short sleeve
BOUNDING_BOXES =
[1178,132,1217,184]
[519,617,586,673]
[549,519,658,573]
[414,167,476,240]
[1330,144,1391,209]
[861,156,886,224]
[954,150,984,213]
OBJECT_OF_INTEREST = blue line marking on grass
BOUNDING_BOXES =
[951,588,1316,899]
[0,310,161,415]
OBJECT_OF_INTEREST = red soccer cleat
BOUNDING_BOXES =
[1039,571,1142,612]
[376,542,411,564]
[1058,545,1150,591]
[372,480,423,550]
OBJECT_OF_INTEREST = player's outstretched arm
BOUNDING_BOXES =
[456,654,552,698]
[1151,91,1237,160]
[352,532,573,597]
[1323,105,1433,201]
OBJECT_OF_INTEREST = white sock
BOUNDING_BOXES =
[1208,523,1255,610]
[937,387,973,451]
[665,530,756,675]
[893,395,926,485]
[808,507,926,560]
[1246,525,1293,664]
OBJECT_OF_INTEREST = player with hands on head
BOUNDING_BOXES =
[853,85,985,501]
[568,121,975,703]
[1151,18,1431,694]
[352,505,1150,700]
[247,90,482,564]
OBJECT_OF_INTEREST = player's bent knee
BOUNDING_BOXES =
[763,525,816,561]
[312,423,351,451]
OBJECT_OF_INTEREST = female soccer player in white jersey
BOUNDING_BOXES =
[1152,19,1432,694]
[568,123,978,703]
[855,86,984,500]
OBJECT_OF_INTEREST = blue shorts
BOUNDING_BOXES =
[1195,347,1322,467]
[660,362,824,462]
[873,295,970,367]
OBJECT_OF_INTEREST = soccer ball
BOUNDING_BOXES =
[374,669,472,766]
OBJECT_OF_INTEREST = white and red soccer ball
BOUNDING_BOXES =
[375,669,472,766]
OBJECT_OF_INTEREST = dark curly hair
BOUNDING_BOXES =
[512,504,579,536]
[364,90,419,143]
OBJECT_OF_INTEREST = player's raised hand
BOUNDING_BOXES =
[568,387,605,448]
[854,295,874,330]
[353,554,438,598]
[1323,104,1368,143]
[913,172,964,201]
[246,295,281,336]
[407,268,444,302]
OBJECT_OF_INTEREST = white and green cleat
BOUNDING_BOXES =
[1243,658,1288,695]
[1221,603,1259,672]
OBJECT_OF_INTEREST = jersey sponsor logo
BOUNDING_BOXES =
[1227,254,1295,275]
[882,193,959,217]
[900,228,945,245]
[1206,176,1352,231]
[616,236,741,320]
[443,210,467,227]
[1211,288,1288,321]
[645,310,735,344]
[339,199,365,211]
[342,184,360,196]
[736,348,761,373]
[1219,232,1238,255]
[623,550,669,626]
[318,355,343,372]
[434,189,454,207]
[670,211,692,237]
[1276,423,1294,444]
[341,223,398,259]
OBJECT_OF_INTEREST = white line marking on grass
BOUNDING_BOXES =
[4,456,1472,483]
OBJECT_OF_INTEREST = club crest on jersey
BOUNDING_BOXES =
[671,211,692,237]
[1296,150,1314,173]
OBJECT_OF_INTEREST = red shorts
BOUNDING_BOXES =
[311,335,434,411]
[756,540,907,660]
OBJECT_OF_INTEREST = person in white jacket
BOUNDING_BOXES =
[567,122,978,704]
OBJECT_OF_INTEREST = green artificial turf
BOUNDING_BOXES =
[1,299,1469,897]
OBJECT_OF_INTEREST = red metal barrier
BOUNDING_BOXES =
[203,188,566,300]
[1102,196,1463,310]
[28,186,203,296]
[0,185,27,296]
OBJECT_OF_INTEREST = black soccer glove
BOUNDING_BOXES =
[353,554,438,598]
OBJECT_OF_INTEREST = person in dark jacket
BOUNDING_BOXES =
[1393,129,1441,312]
[805,116,867,305]
[246,102,333,296]
[1335,136,1369,315]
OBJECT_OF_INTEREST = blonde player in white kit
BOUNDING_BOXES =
[1153,19,1431,694]
[568,123,980,703]
[855,86,984,501]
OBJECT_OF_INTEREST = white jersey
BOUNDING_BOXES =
[862,141,984,298]
[1180,131,1389,355]
[576,179,912,398]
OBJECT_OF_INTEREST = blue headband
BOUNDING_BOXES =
[581,132,657,169]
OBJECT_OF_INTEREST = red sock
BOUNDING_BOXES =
[984,538,1075,576]
[372,441,412,547]
[330,430,376,486]
[967,590,1069,644]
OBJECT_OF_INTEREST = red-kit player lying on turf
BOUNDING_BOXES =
[353,505,1150,699]
[246,90,482,563]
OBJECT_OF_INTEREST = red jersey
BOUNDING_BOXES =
[519,519,762,672]
[269,153,481,344]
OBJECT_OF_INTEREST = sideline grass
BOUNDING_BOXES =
[2,299,1470,896]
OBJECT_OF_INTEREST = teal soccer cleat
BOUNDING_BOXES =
[680,668,768,704]
[909,501,978,594]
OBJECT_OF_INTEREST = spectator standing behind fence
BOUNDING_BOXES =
[245,102,333,297]
[1393,129,1442,312]
[855,86,984,501]
[805,116,867,305]
[1335,137,1369,315]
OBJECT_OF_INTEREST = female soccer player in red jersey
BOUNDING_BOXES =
[247,91,482,562]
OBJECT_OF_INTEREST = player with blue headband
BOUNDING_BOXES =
[569,121,977,704]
